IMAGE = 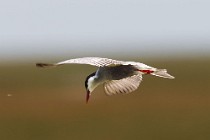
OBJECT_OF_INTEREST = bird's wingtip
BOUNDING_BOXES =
[36,63,55,68]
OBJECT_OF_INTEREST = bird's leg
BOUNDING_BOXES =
[138,69,154,74]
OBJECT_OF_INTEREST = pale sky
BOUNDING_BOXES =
[0,0,210,61]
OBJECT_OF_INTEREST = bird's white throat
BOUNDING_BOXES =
[87,75,102,93]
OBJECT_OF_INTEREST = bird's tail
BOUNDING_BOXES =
[151,69,175,79]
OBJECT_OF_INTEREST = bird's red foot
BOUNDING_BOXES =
[138,70,154,74]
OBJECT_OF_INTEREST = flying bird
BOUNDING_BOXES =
[36,57,174,103]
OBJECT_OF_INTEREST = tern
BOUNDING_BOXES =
[36,57,174,103]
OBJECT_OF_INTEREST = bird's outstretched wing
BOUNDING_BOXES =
[104,74,142,96]
[36,57,124,68]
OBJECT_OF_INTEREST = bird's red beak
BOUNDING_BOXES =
[86,90,90,104]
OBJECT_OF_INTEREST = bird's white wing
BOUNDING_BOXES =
[104,74,142,96]
[123,61,155,69]
[36,57,124,67]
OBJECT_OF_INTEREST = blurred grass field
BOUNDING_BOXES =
[0,57,210,140]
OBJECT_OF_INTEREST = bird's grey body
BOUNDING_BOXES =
[36,57,174,103]
[97,65,137,81]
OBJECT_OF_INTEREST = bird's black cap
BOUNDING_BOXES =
[85,72,96,90]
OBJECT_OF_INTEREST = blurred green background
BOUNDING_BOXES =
[0,57,210,140]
